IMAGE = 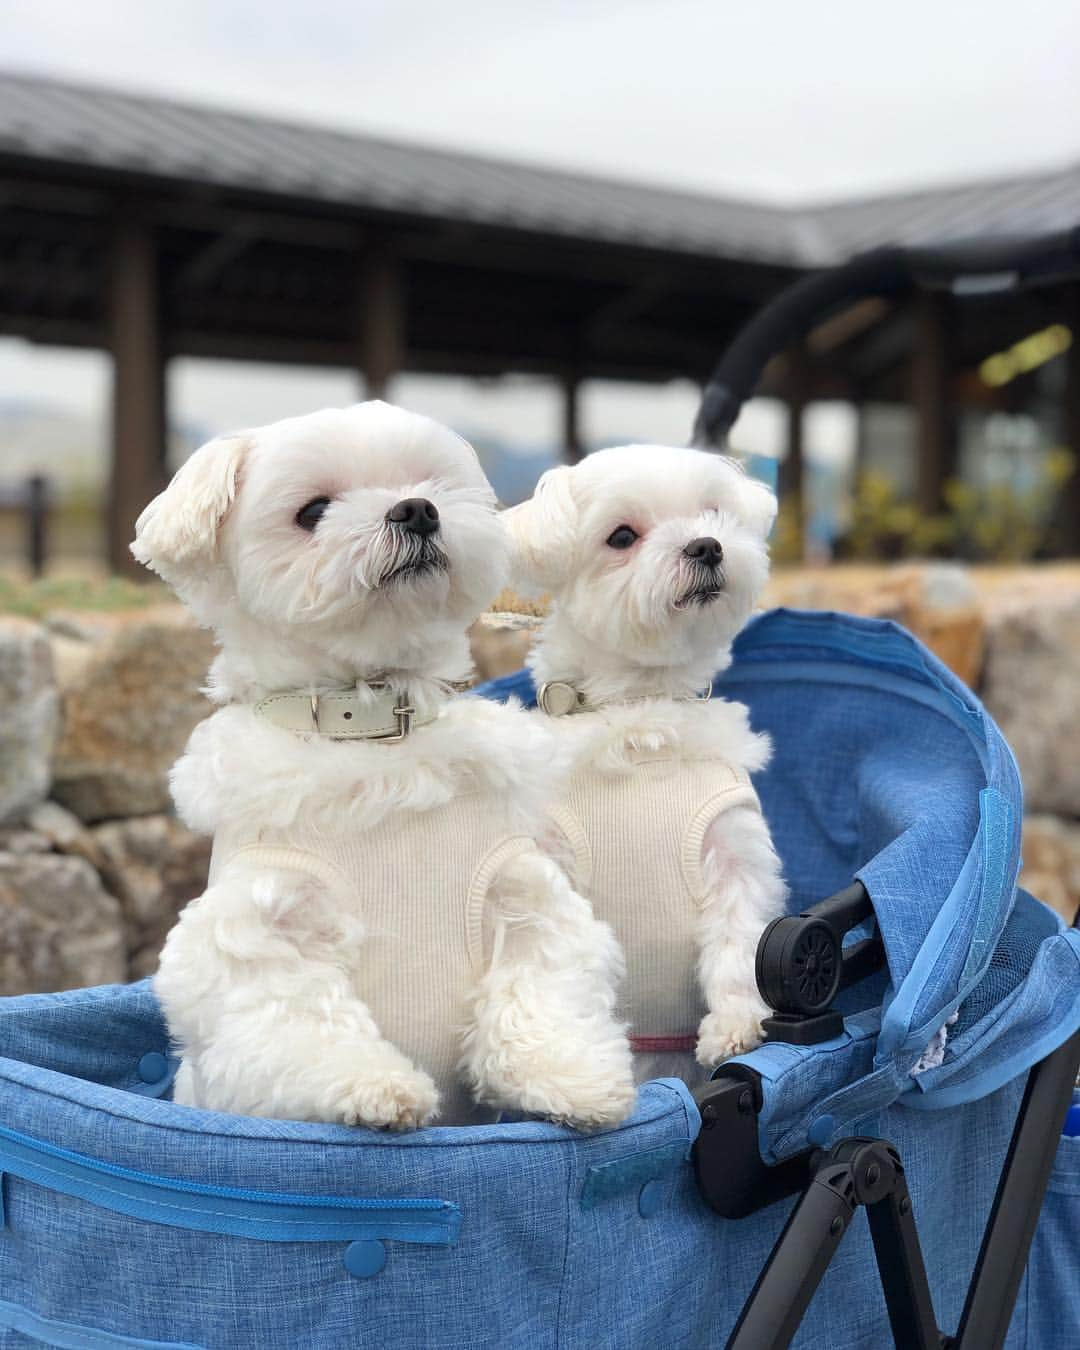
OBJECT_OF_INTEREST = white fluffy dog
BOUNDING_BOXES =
[508,444,787,1084]
[132,401,634,1130]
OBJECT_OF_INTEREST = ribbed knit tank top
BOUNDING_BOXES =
[208,796,534,1124]
[548,752,761,1046]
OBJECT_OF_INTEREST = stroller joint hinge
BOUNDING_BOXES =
[693,1066,815,1221]
[726,1136,943,1350]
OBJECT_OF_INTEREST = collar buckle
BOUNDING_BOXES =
[378,700,415,742]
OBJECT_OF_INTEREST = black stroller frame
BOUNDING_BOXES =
[687,230,1080,1350]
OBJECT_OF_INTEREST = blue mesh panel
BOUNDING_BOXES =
[952,902,1050,1041]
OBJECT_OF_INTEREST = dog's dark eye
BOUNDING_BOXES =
[295,497,331,532]
[605,525,639,550]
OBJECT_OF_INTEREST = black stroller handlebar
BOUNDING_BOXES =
[691,226,1080,448]
[905,226,1080,285]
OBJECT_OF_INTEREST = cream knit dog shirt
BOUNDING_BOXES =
[540,697,772,1080]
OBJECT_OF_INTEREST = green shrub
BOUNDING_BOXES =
[836,450,1074,562]
[0,575,166,620]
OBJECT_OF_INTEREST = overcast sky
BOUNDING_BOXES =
[2,0,1078,466]
[5,0,1078,200]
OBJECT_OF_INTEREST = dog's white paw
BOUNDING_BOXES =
[479,1039,637,1131]
[696,999,767,1067]
[338,1064,440,1131]
[548,1069,637,1132]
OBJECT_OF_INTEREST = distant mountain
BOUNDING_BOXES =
[0,398,105,495]
[0,398,574,506]
[469,434,683,505]
[0,398,219,497]
[470,439,560,505]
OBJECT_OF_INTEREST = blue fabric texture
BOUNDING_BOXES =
[1006,1124,1080,1350]
[0,609,1075,1347]
[0,988,1038,1348]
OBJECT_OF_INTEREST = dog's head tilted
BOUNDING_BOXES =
[508,445,775,690]
[132,401,508,692]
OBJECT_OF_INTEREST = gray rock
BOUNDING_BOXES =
[26,799,108,870]
[982,594,1080,816]
[91,814,210,976]
[0,851,126,995]
[1020,814,1080,923]
[0,829,51,854]
[49,605,214,822]
[0,617,60,825]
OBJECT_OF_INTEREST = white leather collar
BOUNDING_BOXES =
[252,686,435,741]
[536,679,712,718]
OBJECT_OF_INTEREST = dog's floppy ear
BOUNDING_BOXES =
[721,457,778,539]
[131,432,251,582]
[503,464,580,591]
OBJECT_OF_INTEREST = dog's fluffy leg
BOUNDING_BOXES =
[155,861,439,1129]
[461,849,636,1130]
[695,805,787,1065]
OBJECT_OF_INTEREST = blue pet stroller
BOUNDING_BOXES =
[1,236,1079,1350]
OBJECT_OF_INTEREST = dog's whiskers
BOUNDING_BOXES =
[376,522,450,587]
[674,562,726,610]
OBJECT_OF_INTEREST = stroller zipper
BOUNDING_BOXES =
[0,1121,460,1245]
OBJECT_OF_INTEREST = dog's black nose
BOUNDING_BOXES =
[386,497,440,535]
[684,536,723,567]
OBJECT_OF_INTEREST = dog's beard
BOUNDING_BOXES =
[673,561,726,610]
[375,524,451,589]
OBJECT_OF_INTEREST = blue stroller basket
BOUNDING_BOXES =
[1,235,1079,1350]
[0,610,1076,1349]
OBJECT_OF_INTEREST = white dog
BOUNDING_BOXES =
[132,402,634,1130]
[507,444,787,1084]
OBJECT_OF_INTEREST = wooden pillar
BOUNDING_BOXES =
[562,370,584,464]
[781,392,805,504]
[1063,285,1080,555]
[358,249,405,400]
[108,214,166,577]
[912,292,956,515]
[780,345,808,513]
[852,400,868,481]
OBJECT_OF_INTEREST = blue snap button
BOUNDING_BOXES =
[137,1052,169,1084]
[344,1240,386,1278]
[638,1180,663,1219]
[808,1114,835,1146]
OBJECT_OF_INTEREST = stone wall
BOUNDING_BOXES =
[0,607,214,995]
[0,564,1076,998]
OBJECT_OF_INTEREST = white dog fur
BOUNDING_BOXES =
[132,401,635,1130]
[507,444,788,1082]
